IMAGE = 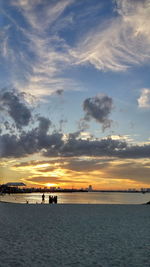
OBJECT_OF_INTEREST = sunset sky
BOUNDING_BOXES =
[0,0,150,189]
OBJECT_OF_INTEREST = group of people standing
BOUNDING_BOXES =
[42,193,57,204]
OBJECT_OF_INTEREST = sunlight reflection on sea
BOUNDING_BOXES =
[0,192,150,204]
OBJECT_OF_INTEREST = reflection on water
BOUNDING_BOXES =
[0,192,150,204]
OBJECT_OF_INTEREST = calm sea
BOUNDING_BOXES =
[0,192,149,204]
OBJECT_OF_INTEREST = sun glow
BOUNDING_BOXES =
[45,183,57,187]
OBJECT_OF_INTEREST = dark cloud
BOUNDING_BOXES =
[1,104,150,162]
[65,159,110,172]
[0,120,63,158]
[0,134,23,158]
[116,144,150,159]
[0,90,31,128]
[83,94,113,130]
[44,135,127,158]
[1,126,150,159]
[42,135,150,159]
[0,128,44,157]
[38,116,51,135]
[55,89,64,95]
[104,161,150,184]
[51,135,126,157]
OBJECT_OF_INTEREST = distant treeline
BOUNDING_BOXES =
[0,185,149,194]
[0,185,88,194]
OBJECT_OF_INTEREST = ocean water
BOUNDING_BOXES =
[0,191,150,204]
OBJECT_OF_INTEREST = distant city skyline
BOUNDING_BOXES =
[0,0,150,189]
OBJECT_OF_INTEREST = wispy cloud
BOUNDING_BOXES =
[1,0,77,97]
[1,0,150,99]
[71,0,150,71]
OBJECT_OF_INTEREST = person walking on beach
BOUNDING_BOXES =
[42,193,45,203]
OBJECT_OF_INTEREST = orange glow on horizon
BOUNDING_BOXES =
[2,156,149,190]
[45,183,57,187]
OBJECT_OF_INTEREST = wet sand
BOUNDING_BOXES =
[0,203,149,267]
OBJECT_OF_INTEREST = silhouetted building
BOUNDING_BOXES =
[88,185,93,192]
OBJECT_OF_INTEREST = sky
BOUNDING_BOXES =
[0,0,150,190]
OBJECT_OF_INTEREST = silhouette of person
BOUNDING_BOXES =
[54,196,57,204]
[49,195,52,204]
[42,193,45,202]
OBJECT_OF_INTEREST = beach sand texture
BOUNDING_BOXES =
[0,203,149,267]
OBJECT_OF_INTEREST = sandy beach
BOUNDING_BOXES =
[0,203,149,267]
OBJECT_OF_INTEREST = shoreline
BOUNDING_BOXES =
[0,200,149,205]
